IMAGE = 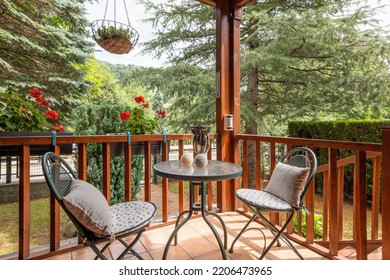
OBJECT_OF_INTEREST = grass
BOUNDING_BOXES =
[0,197,69,255]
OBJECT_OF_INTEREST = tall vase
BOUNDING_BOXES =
[191,126,210,154]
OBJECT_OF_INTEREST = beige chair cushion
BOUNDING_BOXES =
[63,179,113,237]
[264,162,309,208]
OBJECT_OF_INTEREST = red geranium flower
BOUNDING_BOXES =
[143,103,149,109]
[53,123,65,132]
[120,111,130,121]
[40,99,50,107]
[29,87,43,98]
[134,96,145,104]
[35,96,45,104]
[45,109,58,120]
[157,109,167,119]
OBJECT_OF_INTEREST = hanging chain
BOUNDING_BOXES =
[103,0,109,24]
[114,0,116,26]
[123,0,131,26]
[101,0,132,28]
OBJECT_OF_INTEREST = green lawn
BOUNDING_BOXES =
[0,197,69,255]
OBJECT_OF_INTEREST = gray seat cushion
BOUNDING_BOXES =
[110,201,156,234]
[235,188,293,212]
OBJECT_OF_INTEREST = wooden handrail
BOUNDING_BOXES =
[234,133,386,260]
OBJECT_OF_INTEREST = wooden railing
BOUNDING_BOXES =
[234,130,389,260]
[0,133,218,260]
[1,128,389,260]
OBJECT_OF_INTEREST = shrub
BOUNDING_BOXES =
[293,211,323,239]
[72,103,143,204]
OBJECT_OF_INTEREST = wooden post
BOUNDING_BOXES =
[382,127,390,259]
[124,143,132,202]
[328,148,339,255]
[102,143,111,205]
[77,143,87,181]
[162,140,169,222]
[19,145,30,259]
[50,145,61,252]
[355,150,367,260]
[144,141,152,202]
[215,0,242,211]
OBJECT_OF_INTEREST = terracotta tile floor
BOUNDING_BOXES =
[45,212,328,260]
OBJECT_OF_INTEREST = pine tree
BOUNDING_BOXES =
[0,0,93,106]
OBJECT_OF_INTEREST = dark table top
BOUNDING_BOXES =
[153,160,242,182]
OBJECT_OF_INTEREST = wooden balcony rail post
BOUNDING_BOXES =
[162,140,169,222]
[77,143,87,181]
[382,127,390,259]
[371,155,381,239]
[124,143,132,202]
[144,141,152,202]
[19,145,30,259]
[49,145,61,252]
[178,141,185,213]
[102,143,111,204]
[355,150,367,260]
[328,148,339,255]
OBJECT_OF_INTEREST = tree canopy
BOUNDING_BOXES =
[0,0,93,104]
[136,0,390,134]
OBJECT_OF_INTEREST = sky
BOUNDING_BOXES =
[84,0,390,68]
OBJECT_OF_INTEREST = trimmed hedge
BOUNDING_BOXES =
[288,120,390,200]
[288,120,390,143]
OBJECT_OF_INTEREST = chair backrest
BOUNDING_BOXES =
[42,152,91,239]
[281,147,317,208]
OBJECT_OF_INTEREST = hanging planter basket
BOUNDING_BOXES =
[91,19,139,54]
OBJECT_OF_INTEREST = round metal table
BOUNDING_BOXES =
[154,160,242,260]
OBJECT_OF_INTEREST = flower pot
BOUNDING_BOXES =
[0,132,73,156]
[96,37,133,54]
[110,141,168,157]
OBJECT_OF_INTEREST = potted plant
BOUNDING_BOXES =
[92,22,138,55]
[0,87,72,156]
[111,95,168,157]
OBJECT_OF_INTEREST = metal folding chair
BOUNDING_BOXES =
[229,147,317,259]
[42,152,156,260]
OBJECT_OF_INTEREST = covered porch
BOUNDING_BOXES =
[0,0,389,262]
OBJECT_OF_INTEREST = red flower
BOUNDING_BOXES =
[53,123,65,132]
[143,103,149,109]
[134,96,145,104]
[22,109,27,113]
[120,111,130,121]
[157,109,167,119]
[35,96,45,104]
[29,87,43,98]
[40,99,50,107]
[45,109,58,120]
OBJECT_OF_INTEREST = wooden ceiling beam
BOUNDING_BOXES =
[197,0,216,7]
[197,0,254,8]
[234,0,255,8]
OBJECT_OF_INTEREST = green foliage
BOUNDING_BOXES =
[0,0,93,115]
[95,25,131,40]
[0,91,47,132]
[125,65,215,133]
[293,211,323,239]
[240,1,390,134]
[71,103,144,204]
[138,0,390,136]
[288,120,390,143]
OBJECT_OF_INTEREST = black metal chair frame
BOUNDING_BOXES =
[230,146,317,260]
[42,152,156,260]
